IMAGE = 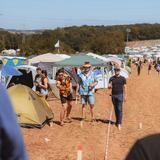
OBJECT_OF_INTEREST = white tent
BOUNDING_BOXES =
[87,52,126,89]
[28,53,70,80]
[87,52,122,66]
[28,53,70,64]
[1,49,17,55]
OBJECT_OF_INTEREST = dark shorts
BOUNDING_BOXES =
[60,94,73,104]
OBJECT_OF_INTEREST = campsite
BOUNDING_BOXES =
[1,51,160,159]
[1,1,160,159]
[21,64,160,160]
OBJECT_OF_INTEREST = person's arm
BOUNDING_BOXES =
[76,83,80,96]
[90,81,98,88]
[90,74,98,88]
[123,78,127,102]
[56,80,65,90]
[108,77,112,96]
[39,78,48,89]
[56,80,61,89]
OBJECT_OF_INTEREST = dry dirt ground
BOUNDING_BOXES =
[22,64,160,160]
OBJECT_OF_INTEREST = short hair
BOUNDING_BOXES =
[58,68,65,74]
[36,67,41,71]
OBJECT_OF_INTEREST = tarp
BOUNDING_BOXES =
[8,84,54,128]
[29,53,70,64]
[1,65,22,76]
[88,52,122,66]
[54,55,106,67]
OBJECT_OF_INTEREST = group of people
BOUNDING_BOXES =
[135,58,160,76]
[55,62,127,130]
[55,62,98,126]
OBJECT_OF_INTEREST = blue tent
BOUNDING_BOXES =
[1,65,22,76]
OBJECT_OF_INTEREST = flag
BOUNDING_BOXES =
[54,40,60,48]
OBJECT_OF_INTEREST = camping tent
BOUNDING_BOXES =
[0,56,26,66]
[8,84,54,128]
[28,53,70,79]
[54,55,110,88]
[87,52,122,66]
[1,65,22,76]
[0,65,22,86]
[54,55,105,67]
[29,53,70,64]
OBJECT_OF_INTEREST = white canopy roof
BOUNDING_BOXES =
[29,53,70,64]
[87,52,122,66]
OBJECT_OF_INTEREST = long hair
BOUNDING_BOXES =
[42,70,48,77]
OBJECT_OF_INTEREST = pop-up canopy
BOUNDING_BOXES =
[54,55,106,67]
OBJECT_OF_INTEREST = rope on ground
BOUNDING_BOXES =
[104,94,114,160]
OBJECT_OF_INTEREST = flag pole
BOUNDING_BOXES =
[55,40,60,53]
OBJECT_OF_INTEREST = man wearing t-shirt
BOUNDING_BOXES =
[108,67,127,130]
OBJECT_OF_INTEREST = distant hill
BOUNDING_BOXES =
[1,23,160,55]
[7,29,45,34]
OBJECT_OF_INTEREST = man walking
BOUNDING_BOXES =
[78,62,98,122]
[136,60,142,76]
[108,67,127,130]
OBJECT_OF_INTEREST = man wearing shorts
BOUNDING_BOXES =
[78,62,98,121]
[56,69,73,126]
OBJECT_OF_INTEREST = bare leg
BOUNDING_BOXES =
[82,104,86,120]
[66,101,73,119]
[90,104,95,121]
[60,103,67,125]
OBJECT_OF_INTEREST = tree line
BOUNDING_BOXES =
[0,23,160,56]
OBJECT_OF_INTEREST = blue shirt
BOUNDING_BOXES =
[78,71,97,96]
[0,83,28,160]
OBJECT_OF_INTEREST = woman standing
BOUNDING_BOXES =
[39,70,49,99]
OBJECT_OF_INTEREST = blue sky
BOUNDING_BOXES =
[0,0,160,29]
